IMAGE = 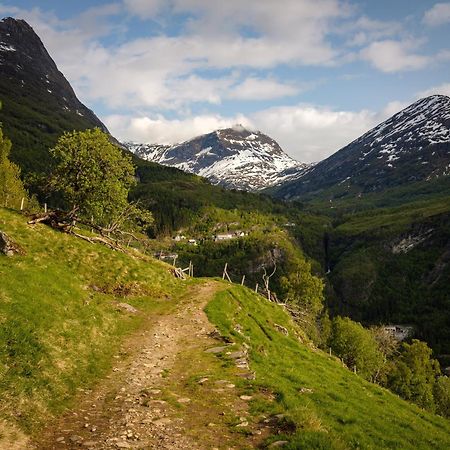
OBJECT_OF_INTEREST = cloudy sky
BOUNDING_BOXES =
[1,1,450,162]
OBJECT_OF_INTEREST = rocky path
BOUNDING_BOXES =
[31,281,266,450]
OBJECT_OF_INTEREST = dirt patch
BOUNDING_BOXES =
[29,281,267,450]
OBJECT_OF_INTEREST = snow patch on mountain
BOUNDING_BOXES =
[126,127,309,191]
[356,95,450,170]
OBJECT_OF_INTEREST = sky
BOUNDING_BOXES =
[1,1,450,162]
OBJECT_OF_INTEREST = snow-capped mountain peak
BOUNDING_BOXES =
[274,95,450,199]
[126,127,309,191]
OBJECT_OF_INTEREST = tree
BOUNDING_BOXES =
[0,123,27,209]
[280,257,325,340]
[49,128,147,229]
[329,316,384,381]
[434,376,450,418]
[387,339,440,411]
[370,325,399,384]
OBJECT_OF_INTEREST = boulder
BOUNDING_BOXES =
[0,231,25,256]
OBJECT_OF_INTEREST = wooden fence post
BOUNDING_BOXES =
[255,283,259,293]
[44,203,47,213]
[222,262,228,280]
[241,275,245,285]
[20,197,25,211]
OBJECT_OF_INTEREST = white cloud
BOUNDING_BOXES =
[123,0,166,19]
[361,40,430,72]
[343,16,403,47]
[105,104,387,163]
[229,78,299,101]
[380,101,409,118]
[423,2,450,27]
[250,104,381,162]
[104,113,252,144]
[418,82,450,97]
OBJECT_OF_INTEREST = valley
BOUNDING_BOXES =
[1,13,450,450]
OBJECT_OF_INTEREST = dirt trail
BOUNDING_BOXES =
[30,281,264,450]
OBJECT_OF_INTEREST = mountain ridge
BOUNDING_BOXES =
[274,95,450,199]
[0,17,109,173]
[126,126,309,191]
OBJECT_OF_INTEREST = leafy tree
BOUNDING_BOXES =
[0,124,27,208]
[370,325,399,384]
[387,339,440,411]
[49,128,148,229]
[434,376,450,418]
[280,258,325,340]
[329,316,384,381]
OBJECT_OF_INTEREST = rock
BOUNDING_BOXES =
[116,303,139,314]
[274,323,289,336]
[0,231,25,256]
[204,346,228,354]
[56,437,65,442]
[268,441,289,448]
[240,395,253,401]
[198,377,209,384]
[298,387,314,394]
[228,351,246,359]
[69,435,82,443]
[82,441,96,447]
[178,397,191,403]
[153,417,172,426]
[116,442,131,449]
[237,372,256,380]
[236,421,249,427]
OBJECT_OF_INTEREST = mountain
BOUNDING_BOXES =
[126,126,309,191]
[274,95,450,200]
[0,17,108,173]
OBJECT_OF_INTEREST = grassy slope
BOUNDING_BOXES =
[0,207,186,437]
[2,207,449,449]
[206,286,450,450]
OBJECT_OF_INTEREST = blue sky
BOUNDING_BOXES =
[1,0,449,161]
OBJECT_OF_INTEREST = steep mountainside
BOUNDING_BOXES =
[126,126,308,191]
[274,95,450,199]
[324,197,450,357]
[0,17,108,173]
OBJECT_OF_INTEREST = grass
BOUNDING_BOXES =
[334,197,450,236]
[2,206,449,449]
[205,286,450,449]
[0,207,185,437]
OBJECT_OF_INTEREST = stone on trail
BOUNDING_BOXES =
[204,345,228,353]
[116,303,139,314]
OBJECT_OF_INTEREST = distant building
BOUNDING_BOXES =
[234,231,246,237]
[173,235,186,242]
[188,239,197,245]
[383,325,414,341]
[154,252,178,261]
[283,222,296,227]
[215,233,234,242]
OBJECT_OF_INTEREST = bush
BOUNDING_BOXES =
[329,317,384,381]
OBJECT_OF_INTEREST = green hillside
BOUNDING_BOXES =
[1,208,449,449]
[207,287,450,449]
[0,207,184,440]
